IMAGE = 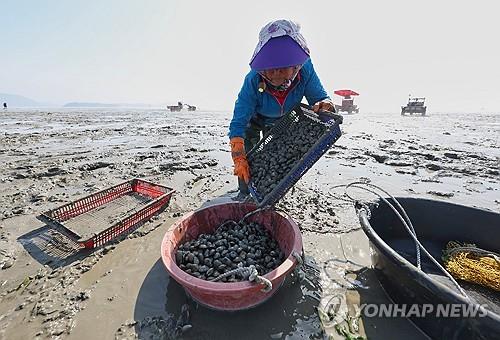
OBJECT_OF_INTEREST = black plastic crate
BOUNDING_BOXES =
[247,103,343,207]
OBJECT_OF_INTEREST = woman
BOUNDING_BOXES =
[229,19,334,196]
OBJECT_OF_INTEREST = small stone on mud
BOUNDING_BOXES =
[1,260,14,270]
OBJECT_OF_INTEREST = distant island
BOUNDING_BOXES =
[0,93,187,110]
[63,102,154,108]
[64,102,119,108]
[0,93,48,107]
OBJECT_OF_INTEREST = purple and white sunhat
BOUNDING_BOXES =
[249,19,310,71]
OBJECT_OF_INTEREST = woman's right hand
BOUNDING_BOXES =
[230,137,250,183]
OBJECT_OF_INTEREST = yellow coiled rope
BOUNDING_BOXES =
[443,241,500,292]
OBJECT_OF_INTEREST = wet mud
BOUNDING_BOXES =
[0,109,498,339]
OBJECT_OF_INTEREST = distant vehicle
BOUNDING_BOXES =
[401,97,426,115]
[2,102,6,110]
[166,101,197,112]
[167,101,183,112]
[333,89,359,114]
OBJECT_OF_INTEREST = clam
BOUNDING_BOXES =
[174,220,285,282]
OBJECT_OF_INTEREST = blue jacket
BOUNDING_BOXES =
[229,59,330,138]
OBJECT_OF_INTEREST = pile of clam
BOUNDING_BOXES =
[249,117,327,197]
[175,221,284,282]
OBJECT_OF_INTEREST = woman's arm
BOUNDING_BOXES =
[302,59,331,108]
[229,72,259,138]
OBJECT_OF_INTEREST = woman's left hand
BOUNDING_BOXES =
[313,99,335,113]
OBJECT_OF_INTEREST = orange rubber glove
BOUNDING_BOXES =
[230,137,250,183]
[313,99,335,113]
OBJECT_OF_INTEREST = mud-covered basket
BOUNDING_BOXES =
[38,178,175,249]
[247,103,342,207]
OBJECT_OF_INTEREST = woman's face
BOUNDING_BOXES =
[261,66,297,86]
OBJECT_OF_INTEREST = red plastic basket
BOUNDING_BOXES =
[161,202,303,311]
[38,179,175,249]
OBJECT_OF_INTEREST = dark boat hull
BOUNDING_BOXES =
[358,197,500,339]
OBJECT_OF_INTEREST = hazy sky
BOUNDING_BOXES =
[1,0,499,112]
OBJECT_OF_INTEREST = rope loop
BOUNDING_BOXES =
[210,265,273,293]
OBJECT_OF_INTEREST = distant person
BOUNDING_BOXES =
[2,102,6,110]
[228,19,334,197]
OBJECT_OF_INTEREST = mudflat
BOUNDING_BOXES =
[0,109,498,339]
